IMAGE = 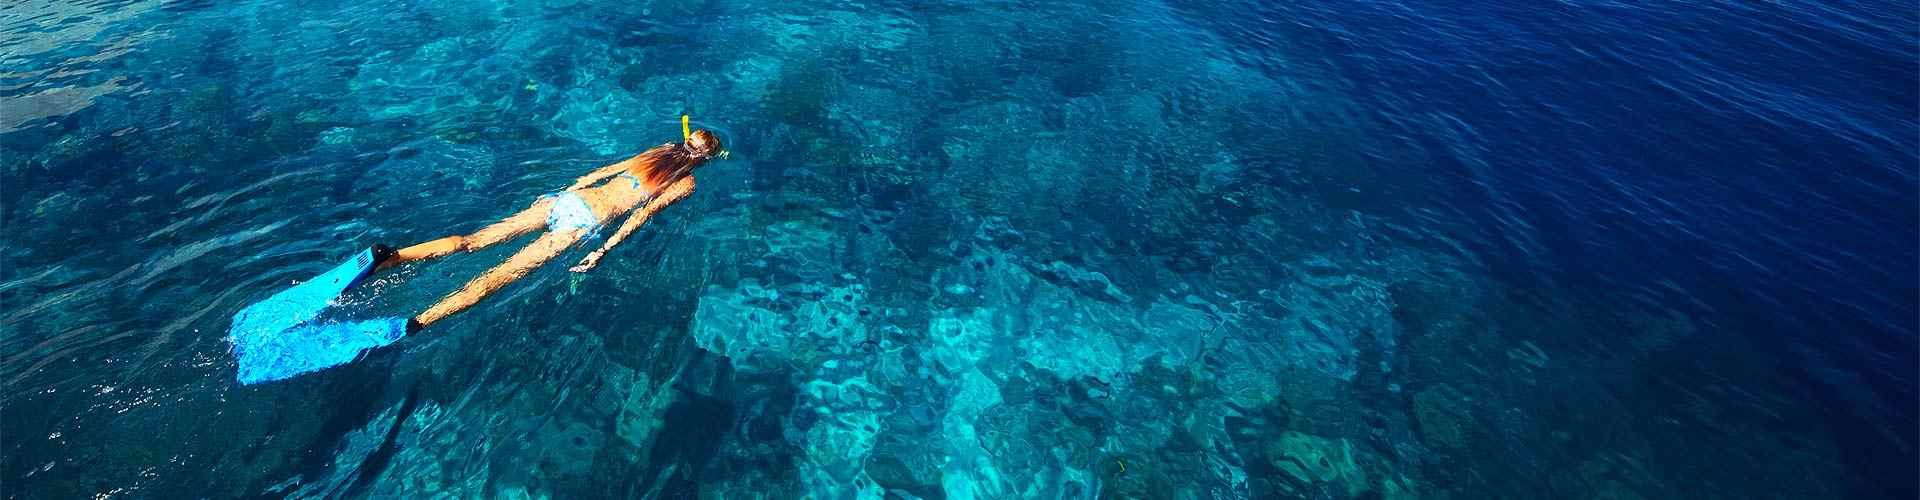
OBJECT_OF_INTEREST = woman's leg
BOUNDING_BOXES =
[383,198,554,269]
[413,228,588,327]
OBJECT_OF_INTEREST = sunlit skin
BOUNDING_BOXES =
[380,130,722,329]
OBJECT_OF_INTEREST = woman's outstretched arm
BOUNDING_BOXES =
[569,176,696,273]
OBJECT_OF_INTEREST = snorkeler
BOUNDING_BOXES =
[227,117,722,384]
[377,126,722,332]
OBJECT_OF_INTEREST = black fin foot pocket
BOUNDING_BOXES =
[370,244,398,267]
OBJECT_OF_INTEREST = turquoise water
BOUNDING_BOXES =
[3,0,1915,498]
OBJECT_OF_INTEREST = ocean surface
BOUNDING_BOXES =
[2,0,1914,498]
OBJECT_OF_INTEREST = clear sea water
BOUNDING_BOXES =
[2,0,1914,498]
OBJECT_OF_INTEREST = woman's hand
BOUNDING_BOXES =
[569,251,603,273]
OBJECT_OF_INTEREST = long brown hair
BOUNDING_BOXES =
[633,130,721,189]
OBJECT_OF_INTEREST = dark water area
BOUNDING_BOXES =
[1190,0,1920,493]
[2,0,1914,498]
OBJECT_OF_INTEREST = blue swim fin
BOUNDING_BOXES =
[229,245,398,384]
[234,317,413,384]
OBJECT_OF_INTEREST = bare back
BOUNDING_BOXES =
[573,144,680,220]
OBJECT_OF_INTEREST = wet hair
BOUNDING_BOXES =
[686,129,721,157]
[636,129,723,188]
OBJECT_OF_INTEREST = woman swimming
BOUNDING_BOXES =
[376,128,723,333]
[226,122,723,384]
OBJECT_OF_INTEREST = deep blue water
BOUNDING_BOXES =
[2,0,1914,498]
